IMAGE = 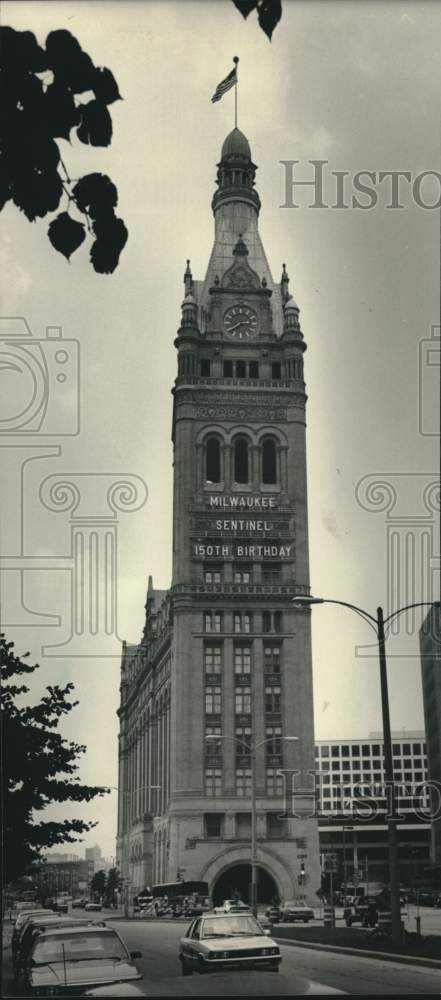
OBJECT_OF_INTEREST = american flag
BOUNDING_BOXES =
[211,66,237,104]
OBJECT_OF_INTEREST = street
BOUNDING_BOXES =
[3,908,441,996]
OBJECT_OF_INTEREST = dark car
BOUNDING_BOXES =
[344,896,379,927]
[72,898,87,909]
[18,924,142,996]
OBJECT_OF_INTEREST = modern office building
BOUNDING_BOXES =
[316,732,432,885]
[420,604,441,864]
[116,125,321,905]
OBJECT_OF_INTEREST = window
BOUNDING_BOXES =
[204,611,222,633]
[274,610,282,632]
[266,812,286,837]
[403,743,411,755]
[235,686,251,714]
[234,613,252,634]
[392,744,401,755]
[351,745,360,757]
[234,437,249,484]
[362,760,371,771]
[206,437,221,483]
[205,813,223,838]
[262,563,281,583]
[266,768,284,796]
[236,812,252,838]
[271,361,281,379]
[341,745,350,757]
[223,360,233,377]
[234,565,251,584]
[249,361,259,378]
[205,566,222,585]
[200,358,211,376]
[413,743,422,754]
[205,725,222,757]
[372,744,381,757]
[331,746,340,757]
[262,610,271,633]
[236,769,252,796]
[205,686,222,714]
[342,761,350,771]
[362,745,370,757]
[204,644,222,673]
[236,360,246,378]
[332,761,340,771]
[265,686,281,713]
[235,726,252,756]
[205,768,222,796]
[264,646,281,674]
[234,645,251,675]
[262,438,277,484]
[266,726,282,756]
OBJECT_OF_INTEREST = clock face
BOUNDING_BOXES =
[223,303,258,339]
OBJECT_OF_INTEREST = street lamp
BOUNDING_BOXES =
[292,594,439,947]
[205,733,299,917]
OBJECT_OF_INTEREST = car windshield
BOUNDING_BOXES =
[32,931,129,966]
[202,916,263,938]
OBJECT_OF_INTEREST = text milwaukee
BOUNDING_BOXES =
[209,495,277,509]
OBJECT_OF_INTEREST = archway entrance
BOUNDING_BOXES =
[212,863,279,906]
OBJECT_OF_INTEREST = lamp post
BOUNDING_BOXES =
[292,594,439,948]
[206,733,299,917]
[342,824,354,904]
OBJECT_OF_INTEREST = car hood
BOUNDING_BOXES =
[31,959,142,989]
[198,934,278,952]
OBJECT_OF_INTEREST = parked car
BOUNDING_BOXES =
[85,901,103,912]
[179,911,281,975]
[54,897,69,913]
[344,896,379,928]
[14,915,97,980]
[18,923,142,996]
[278,900,314,923]
[12,909,54,955]
[72,897,88,908]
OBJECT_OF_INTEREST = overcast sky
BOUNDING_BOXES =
[2,0,439,858]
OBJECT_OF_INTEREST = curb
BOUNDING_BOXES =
[274,936,441,970]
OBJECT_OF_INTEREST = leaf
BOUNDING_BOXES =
[232,0,258,16]
[11,167,62,221]
[44,81,81,140]
[72,172,118,216]
[45,29,95,93]
[48,212,86,260]
[257,0,282,39]
[90,213,128,273]
[92,66,121,105]
[0,26,47,74]
[77,100,112,147]
[231,0,282,38]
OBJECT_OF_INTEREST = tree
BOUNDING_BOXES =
[105,867,122,907]
[1,634,110,884]
[0,27,127,273]
[91,869,107,898]
[231,0,283,40]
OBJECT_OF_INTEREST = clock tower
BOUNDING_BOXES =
[168,126,320,903]
[117,126,320,908]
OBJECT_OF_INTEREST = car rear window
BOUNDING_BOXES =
[32,931,128,965]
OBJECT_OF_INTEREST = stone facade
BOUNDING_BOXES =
[117,128,320,906]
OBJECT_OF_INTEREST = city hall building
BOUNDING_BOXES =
[116,126,320,906]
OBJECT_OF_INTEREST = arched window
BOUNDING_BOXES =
[234,437,249,484]
[262,438,277,484]
[206,437,221,483]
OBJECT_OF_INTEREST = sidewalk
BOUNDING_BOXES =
[274,924,441,968]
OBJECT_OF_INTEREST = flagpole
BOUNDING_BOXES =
[233,56,239,128]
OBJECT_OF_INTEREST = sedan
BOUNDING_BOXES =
[72,897,87,908]
[20,924,142,995]
[85,901,102,912]
[179,911,281,975]
[279,900,314,922]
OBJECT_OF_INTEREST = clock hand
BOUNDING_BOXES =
[229,321,248,331]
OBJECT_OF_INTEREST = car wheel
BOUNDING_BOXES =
[181,957,193,977]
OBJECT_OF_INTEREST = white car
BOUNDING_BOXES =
[179,911,281,975]
[218,899,250,913]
